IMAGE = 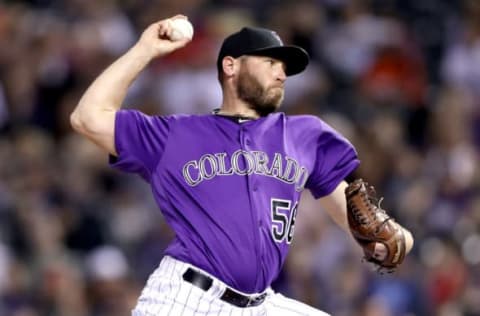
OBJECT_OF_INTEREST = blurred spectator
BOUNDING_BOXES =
[0,83,8,129]
[441,0,480,101]
[85,245,138,316]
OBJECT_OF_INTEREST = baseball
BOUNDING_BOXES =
[169,19,194,41]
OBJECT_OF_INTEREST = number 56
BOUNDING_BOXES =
[271,198,298,244]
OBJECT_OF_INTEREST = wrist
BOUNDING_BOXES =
[403,228,414,253]
[130,42,157,63]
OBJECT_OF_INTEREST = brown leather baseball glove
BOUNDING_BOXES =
[345,179,406,273]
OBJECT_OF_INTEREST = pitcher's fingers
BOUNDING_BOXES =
[171,14,187,20]
[157,20,172,38]
[373,243,387,260]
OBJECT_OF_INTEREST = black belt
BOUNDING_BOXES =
[182,268,267,308]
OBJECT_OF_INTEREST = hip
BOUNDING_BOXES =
[132,255,330,316]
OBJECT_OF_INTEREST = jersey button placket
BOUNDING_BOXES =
[243,132,258,191]
[240,127,262,285]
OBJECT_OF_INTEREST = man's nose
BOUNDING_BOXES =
[276,66,286,82]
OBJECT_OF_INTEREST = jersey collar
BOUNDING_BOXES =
[212,108,255,123]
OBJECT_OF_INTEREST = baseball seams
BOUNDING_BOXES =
[131,256,331,316]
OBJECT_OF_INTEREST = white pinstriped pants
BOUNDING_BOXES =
[132,256,330,316]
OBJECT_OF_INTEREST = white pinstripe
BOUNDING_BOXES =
[131,256,330,316]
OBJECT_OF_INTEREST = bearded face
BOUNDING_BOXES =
[236,58,285,117]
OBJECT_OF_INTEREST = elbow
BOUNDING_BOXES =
[70,107,97,136]
[70,109,86,134]
[69,105,116,141]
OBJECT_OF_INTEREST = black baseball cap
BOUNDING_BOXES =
[217,27,310,76]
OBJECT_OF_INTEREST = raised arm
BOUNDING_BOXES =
[70,15,192,155]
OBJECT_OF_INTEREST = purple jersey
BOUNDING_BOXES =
[110,110,359,293]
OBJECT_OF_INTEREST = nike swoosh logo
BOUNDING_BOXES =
[238,118,251,123]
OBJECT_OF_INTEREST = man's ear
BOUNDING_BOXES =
[222,56,237,78]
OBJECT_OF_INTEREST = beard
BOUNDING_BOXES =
[236,68,284,117]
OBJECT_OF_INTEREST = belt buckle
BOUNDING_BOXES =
[246,292,266,307]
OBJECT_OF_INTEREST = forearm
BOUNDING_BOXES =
[71,43,152,125]
[319,181,350,232]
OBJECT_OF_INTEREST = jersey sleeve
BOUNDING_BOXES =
[109,109,172,182]
[306,121,360,199]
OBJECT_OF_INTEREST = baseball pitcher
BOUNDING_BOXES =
[71,15,414,316]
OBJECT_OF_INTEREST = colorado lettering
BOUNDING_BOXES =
[182,150,309,191]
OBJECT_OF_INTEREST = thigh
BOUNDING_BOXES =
[264,292,331,316]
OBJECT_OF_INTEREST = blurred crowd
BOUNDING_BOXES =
[1,0,480,315]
